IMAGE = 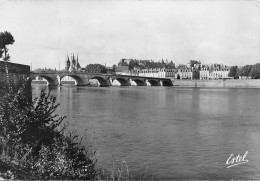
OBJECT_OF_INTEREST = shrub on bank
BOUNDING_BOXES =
[0,80,100,180]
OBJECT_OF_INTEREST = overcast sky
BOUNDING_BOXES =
[0,0,260,70]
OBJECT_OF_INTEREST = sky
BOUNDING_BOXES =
[0,0,260,70]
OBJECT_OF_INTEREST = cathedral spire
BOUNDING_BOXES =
[76,54,81,70]
[67,53,70,61]
[65,53,71,71]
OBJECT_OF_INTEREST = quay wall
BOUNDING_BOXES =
[173,79,260,88]
[0,61,30,87]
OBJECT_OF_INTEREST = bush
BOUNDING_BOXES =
[0,80,100,180]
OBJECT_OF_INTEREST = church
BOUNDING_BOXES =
[65,53,83,72]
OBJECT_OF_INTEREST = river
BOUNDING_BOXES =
[32,85,260,180]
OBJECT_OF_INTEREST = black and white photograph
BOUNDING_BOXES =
[0,0,260,180]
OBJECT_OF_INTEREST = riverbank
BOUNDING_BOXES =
[0,81,101,180]
[0,160,33,180]
[173,79,260,88]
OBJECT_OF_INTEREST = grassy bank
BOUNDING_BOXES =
[0,80,139,180]
[0,80,101,180]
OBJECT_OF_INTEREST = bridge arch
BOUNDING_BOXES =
[131,79,145,86]
[161,80,173,86]
[147,79,159,86]
[113,78,129,86]
[90,76,108,86]
[36,75,55,86]
[60,75,85,86]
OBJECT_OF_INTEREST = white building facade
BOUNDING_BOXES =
[137,68,175,78]
[199,68,230,80]
[116,68,175,78]
[200,68,210,80]
[175,68,193,79]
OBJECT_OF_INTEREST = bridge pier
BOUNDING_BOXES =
[159,80,163,86]
[109,77,113,85]
[145,79,150,86]
[129,78,146,86]
[57,75,61,86]
[129,78,137,86]
[111,78,130,86]
[105,77,112,86]
[50,79,61,86]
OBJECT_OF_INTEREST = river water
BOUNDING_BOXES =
[32,85,260,180]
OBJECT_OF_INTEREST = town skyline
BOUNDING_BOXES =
[31,55,251,71]
[1,0,259,69]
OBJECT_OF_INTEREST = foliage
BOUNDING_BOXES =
[166,61,175,69]
[192,68,200,80]
[33,68,57,73]
[128,60,139,70]
[111,64,117,72]
[0,80,100,180]
[118,59,175,70]
[230,64,260,79]
[228,66,238,79]
[249,63,260,79]
[0,81,63,153]
[0,31,15,62]
[237,65,252,77]
[188,60,201,68]
[120,61,129,67]
[85,64,107,73]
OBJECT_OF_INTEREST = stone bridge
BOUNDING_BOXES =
[30,72,173,86]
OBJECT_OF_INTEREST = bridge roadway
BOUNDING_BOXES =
[30,72,173,86]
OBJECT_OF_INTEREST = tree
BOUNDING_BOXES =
[128,60,135,70]
[128,59,139,70]
[85,64,107,73]
[169,61,175,69]
[244,65,253,77]
[237,65,252,77]
[0,31,15,85]
[112,64,117,72]
[228,66,238,79]
[161,59,165,67]
[34,68,56,73]
[189,60,200,68]
[249,63,260,79]
[192,68,200,80]
[0,80,100,180]
[0,31,15,62]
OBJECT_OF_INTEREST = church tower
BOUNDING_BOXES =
[75,54,81,70]
[69,53,76,72]
[65,55,70,71]
[72,53,76,71]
